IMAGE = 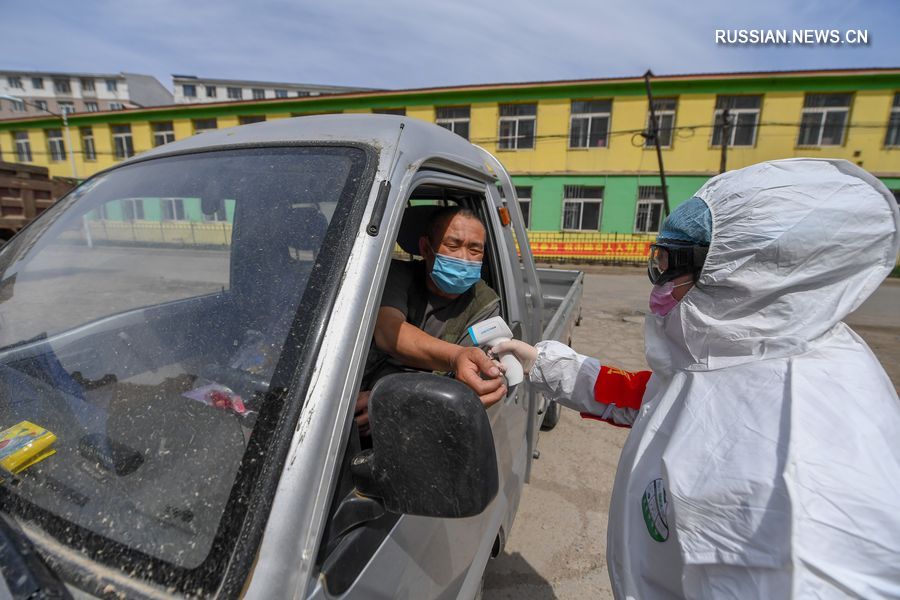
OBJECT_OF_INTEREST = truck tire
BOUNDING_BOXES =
[541,400,561,431]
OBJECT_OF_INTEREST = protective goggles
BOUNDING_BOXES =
[647,240,709,285]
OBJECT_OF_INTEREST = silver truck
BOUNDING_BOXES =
[0,115,582,599]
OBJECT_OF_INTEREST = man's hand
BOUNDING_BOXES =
[453,347,506,408]
[354,390,371,437]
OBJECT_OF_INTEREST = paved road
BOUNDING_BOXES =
[482,269,900,599]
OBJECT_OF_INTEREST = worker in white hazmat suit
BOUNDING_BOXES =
[495,158,900,599]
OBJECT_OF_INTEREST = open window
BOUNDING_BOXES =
[315,175,511,595]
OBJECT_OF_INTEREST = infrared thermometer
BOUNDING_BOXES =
[468,316,524,386]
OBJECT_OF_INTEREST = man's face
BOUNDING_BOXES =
[420,214,486,269]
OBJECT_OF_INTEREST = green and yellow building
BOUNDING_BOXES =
[1,67,898,259]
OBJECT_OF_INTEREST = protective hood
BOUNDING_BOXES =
[647,158,900,372]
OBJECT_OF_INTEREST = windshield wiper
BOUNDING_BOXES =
[0,512,72,599]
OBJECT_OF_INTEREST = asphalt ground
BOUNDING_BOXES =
[482,268,900,599]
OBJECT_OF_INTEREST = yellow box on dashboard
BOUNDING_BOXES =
[0,421,57,475]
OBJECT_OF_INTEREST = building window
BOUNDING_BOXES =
[515,186,532,229]
[152,122,175,146]
[798,93,852,147]
[711,95,762,147]
[111,125,134,159]
[105,79,118,92]
[193,118,218,134]
[297,91,311,97]
[887,94,900,148]
[238,115,266,125]
[252,88,266,100]
[109,102,124,110]
[275,89,288,98]
[14,132,33,162]
[53,78,71,94]
[562,185,603,231]
[35,100,48,112]
[570,99,612,148]
[80,127,96,161]
[183,84,197,98]
[46,129,66,162]
[31,77,43,89]
[206,86,217,98]
[162,198,186,221]
[10,99,26,112]
[498,103,537,150]
[57,101,75,114]
[84,101,99,112]
[202,202,228,222]
[435,106,470,140]
[634,186,666,233]
[373,108,405,115]
[646,98,677,148]
[81,78,95,93]
[7,76,23,88]
[121,199,145,220]
[227,87,243,100]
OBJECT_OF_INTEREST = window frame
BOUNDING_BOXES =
[886,93,900,148]
[251,88,266,100]
[120,198,146,220]
[31,77,44,90]
[711,95,763,148]
[498,103,537,150]
[111,124,135,160]
[14,131,33,162]
[152,122,176,147]
[274,89,288,98]
[81,78,96,93]
[435,106,471,140]
[226,87,243,100]
[561,185,604,231]
[633,186,667,234]
[105,79,118,92]
[797,93,852,147]
[205,86,217,98]
[7,76,23,89]
[515,186,532,229]
[80,127,96,161]
[84,101,99,112]
[53,78,71,94]
[569,99,612,149]
[46,128,66,162]
[645,98,677,149]
[161,197,186,221]
[193,118,218,134]
[182,84,197,98]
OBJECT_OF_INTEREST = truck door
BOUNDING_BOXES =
[310,171,529,599]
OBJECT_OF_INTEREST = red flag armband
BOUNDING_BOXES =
[580,366,651,428]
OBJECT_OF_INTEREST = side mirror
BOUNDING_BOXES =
[351,373,499,518]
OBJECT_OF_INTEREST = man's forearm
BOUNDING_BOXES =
[376,319,461,372]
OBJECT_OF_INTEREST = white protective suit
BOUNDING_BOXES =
[530,159,900,599]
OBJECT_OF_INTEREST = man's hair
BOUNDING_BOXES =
[425,206,484,247]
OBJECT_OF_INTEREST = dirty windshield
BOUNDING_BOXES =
[0,146,368,583]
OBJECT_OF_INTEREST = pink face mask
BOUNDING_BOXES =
[649,280,693,316]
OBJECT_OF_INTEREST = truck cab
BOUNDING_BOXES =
[0,115,580,599]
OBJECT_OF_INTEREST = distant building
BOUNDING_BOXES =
[171,75,373,104]
[0,71,172,120]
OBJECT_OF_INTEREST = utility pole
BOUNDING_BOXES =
[719,108,731,174]
[643,70,670,217]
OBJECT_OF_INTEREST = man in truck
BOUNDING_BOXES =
[495,159,900,599]
[355,206,506,433]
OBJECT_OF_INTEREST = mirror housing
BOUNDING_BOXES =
[351,373,499,518]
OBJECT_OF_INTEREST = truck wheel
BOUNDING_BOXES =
[541,400,561,431]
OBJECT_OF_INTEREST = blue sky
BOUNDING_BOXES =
[6,0,899,90]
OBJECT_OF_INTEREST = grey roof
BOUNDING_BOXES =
[171,75,373,91]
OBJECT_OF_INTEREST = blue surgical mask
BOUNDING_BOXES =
[429,250,482,295]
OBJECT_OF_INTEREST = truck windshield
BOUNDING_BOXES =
[0,146,370,591]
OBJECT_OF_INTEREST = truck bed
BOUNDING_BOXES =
[537,267,584,345]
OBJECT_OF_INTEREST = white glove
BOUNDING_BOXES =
[491,339,538,374]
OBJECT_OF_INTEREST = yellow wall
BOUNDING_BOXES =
[4,87,898,180]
